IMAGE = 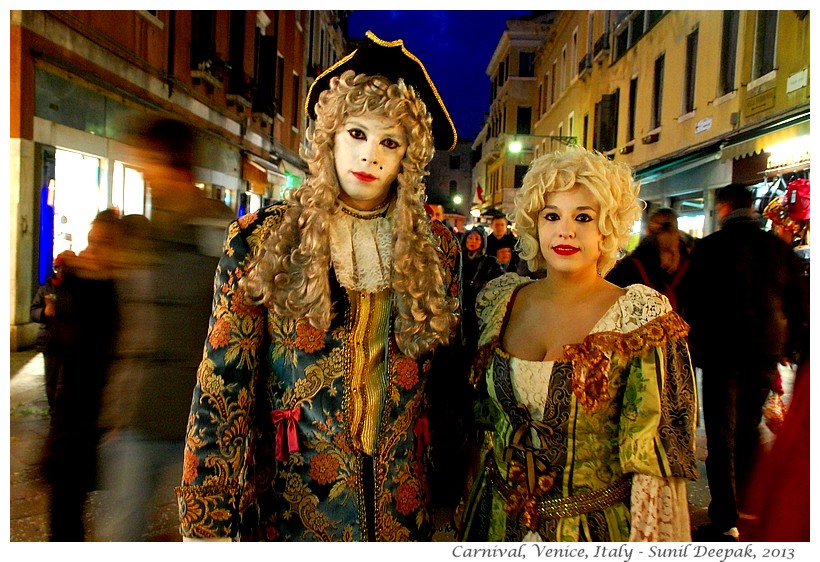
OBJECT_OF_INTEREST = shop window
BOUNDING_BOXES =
[671,194,705,240]
[112,162,146,217]
[53,149,102,257]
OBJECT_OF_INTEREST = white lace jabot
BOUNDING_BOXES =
[329,200,393,293]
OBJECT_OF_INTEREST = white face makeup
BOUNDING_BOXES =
[334,115,407,211]
[538,184,604,276]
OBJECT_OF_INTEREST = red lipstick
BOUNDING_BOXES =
[553,245,580,256]
[352,171,377,182]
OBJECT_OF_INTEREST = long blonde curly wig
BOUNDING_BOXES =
[242,70,458,358]
[513,148,643,276]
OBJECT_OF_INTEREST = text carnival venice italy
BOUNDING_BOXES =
[450,544,799,562]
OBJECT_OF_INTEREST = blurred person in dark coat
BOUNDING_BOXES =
[30,251,73,412]
[679,184,808,542]
[606,207,690,311]
[44,209,122,541]
[95,118,228,541]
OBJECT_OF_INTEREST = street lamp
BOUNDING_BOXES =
[508,134,577,154]
[452,194,463,205]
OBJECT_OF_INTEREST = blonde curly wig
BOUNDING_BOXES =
[513,148,643,276]
[242,70,458,358]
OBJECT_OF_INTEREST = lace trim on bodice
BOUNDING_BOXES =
[509,357,553,424]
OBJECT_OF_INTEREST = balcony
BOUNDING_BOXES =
[190,56,228,92]
[593,32,610,63]
[578,54,593,79]
[226,71,255,114]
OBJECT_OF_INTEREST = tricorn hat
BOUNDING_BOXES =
[305,30,457,151]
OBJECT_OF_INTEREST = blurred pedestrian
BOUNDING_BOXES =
[95,118,227,541]
[30,251,73,412]
[606,207,690,311]
[741,355,810,541]
[680,184,809,542]
[176,32,461,541]
[44,209,122,541]
[459,148,698,542]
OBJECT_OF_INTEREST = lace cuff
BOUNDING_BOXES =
[628,474,691,541]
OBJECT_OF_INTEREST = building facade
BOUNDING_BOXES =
[472,10,810,240]
[425,138,475,232]
[9,10,348,349]
[471,13,556,220]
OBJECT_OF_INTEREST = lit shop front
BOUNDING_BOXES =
[722,119,810,246]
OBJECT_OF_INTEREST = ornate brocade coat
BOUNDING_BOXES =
[176,203,461,541]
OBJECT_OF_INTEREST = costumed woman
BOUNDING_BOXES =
[176,31,461,541]
[458,148,698,542]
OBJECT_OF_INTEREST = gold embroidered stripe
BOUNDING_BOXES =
[348,289,391,455]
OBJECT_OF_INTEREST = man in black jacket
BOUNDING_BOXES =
[679,184,808,542]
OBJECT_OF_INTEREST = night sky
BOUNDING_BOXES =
[347,10,534,141]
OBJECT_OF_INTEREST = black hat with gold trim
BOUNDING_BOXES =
[305,30,457,152]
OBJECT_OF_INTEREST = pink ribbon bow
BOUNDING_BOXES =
[270,406,301,462]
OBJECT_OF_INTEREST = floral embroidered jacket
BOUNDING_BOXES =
[461,274,699,541]
[176,203,461,541]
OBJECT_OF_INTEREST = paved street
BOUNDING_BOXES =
[9,350,181,542]
[9,349,722,542]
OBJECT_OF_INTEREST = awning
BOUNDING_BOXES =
[243,159,268,195]
[721,120,810,162]
[243,153,288,195]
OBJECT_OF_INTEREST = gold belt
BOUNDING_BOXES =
[486,455,631,520]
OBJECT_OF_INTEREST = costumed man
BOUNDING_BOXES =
[176,31,461,541]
